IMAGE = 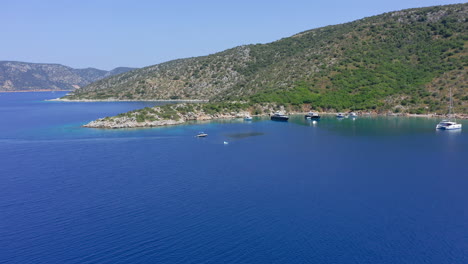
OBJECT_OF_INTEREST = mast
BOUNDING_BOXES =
[448,86,457,121]
[449,87,452,120]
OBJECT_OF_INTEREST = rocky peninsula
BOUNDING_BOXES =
[83,103,258,129]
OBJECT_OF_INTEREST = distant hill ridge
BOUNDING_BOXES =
[66,4,467,113]
[0,61,136,91]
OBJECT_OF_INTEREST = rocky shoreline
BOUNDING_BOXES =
[1,90,72,93]
[84,112,253,129]
[380,112,468,119]
[84,106,468,129]
[83,103,254,129]
[48,98,208,102]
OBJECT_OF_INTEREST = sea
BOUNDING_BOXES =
[1,92,467,264]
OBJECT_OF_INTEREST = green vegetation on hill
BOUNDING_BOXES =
[112,102,251,121]
[65,4,467,114]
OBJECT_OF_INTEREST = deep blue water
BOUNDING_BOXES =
[1,92,467,264]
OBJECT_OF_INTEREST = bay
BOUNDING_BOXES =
[0,92,467,263]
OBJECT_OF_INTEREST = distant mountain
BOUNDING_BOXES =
[0,61,136,91]
[65,4,467,113]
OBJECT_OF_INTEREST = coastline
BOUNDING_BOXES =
[84,112,254,129]
[48,98,208,103]
[388,113,468,119]
[83,108,256,129]
[0,90,72,93]
[83,108,468,129]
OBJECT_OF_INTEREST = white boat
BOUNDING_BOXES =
[349,112,358,117]
[436,120,462,130]
[244,115,253,121]
[336,113,345,118]
[436,87,462,130]
[196,132,208,137]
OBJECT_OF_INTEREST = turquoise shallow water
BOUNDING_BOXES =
[1,92,467,263]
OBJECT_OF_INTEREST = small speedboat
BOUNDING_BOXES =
[336,113,345,118]
[196,132,208,137]
[271,112,289,121]
[304,112,320,119]
[349,112,357,117]
[244,115,253,121]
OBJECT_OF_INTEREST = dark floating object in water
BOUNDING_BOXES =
[226,132,265,139]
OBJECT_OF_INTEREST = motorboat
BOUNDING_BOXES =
[196,132,208,137]
[349,112,358,117]
[244,115,253,121]
[271,112,289,121]
[304,112,320,119]
[336,113,346,118]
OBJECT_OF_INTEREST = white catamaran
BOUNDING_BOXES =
[436,87,462,130]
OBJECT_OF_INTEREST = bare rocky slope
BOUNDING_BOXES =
[0,61,135,91]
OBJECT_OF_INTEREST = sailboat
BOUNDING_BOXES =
[436,87,462,130]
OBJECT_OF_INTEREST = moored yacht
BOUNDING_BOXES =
[349,112,358,117]
[436,120,462,130]
[336,113,345,118]
[271,111,289,121]
[436,87,462,130]
[305,112,320,119]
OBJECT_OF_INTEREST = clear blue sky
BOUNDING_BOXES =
[2,0,465,70]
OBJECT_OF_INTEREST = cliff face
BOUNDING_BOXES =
[0,61,135,91]
[63,4,468,113]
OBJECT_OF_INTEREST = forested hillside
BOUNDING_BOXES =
[65,4,467,113]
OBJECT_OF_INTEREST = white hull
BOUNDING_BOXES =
[437,87,461,130]
[436,122,462,130]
